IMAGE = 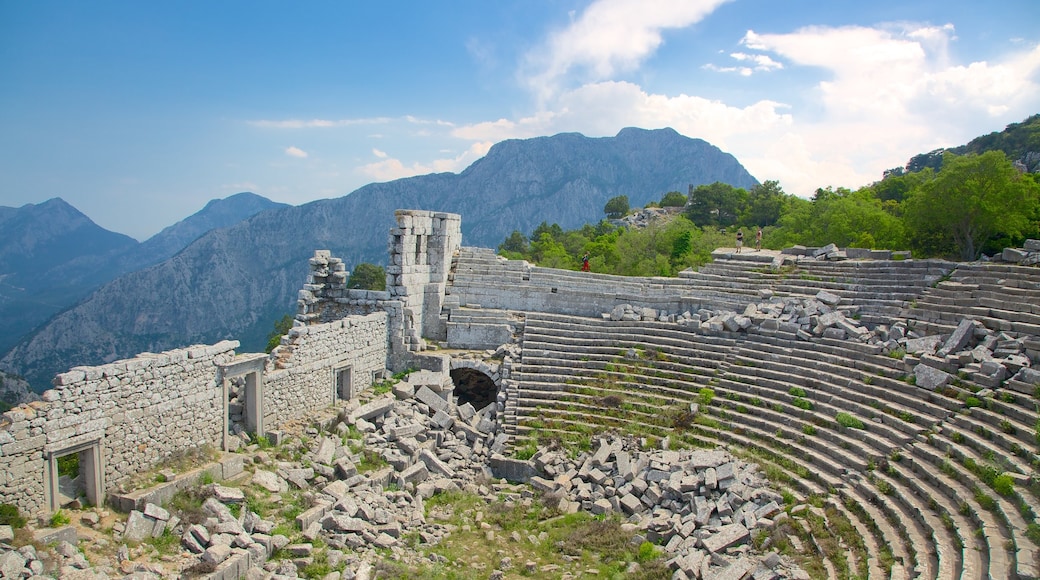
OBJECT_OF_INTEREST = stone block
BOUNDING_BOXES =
[699,523,749,553]
[489,454,536,483]
[938,318,975,356]
[123,510,154,543]
[914,364,951,390]
[815,290,841,306]
[1003,247,1028,263]
[349,397,395,423]
[419,449,456,478]
[415,386,450,414]
[904,335,943,355]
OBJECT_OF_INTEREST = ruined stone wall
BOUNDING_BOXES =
[265,312,388,426]
[386,210,462,358]
[0,341,238,516]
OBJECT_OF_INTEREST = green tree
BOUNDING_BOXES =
[498,230,529,257]
[740,180,785,227]
[604,195,630,219]
[347,263,386,290]
[529,232,573,269]
[659,191,687,207]
[685,182,746,227]
[903,151,1040,260]
[265,314,294,353]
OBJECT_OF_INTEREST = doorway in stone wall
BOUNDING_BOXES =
[47,442,102,511]
[222,362,264,450]
[334,365,353,401]
[449,368,497,410]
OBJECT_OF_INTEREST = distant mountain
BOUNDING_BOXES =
[0,193,286,403]
[1,128,758,391]
[125,192,289,269]
[0,198,138,355]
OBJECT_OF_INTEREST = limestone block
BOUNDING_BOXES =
[251,470,286,493]
[123,510,155,543]
[1003,247,1028,263]
[904,335,943,355]
[914,364,951,390]
[349,397,395,423]
[939,318,976,356]
[699,523,749,553]
[0,551,26,578]
[815,290,841,306]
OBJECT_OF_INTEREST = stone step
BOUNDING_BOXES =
[908,443,1016,580]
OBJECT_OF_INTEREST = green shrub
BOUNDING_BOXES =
[792,397,813,411]
[49,509,70,527]
[993,474,1015,497]
[0,504,26,528]
[698,388,715,406]
[802,424,816,436]
[835,412,865,429]
[965,397,982,408]
[514,441,538,461]
[788,387,807,398]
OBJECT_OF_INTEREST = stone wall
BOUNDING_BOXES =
[0,341,239,516]
[265,312,388,426]
[386,210,462,356]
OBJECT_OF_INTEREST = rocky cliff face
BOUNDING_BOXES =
[2,128,757,391]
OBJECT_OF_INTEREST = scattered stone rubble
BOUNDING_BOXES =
[902,317,1035,394]
[519,437,808,580]
[0,366,810,579]
[607,289,877,346]
[1000,238,1040,266]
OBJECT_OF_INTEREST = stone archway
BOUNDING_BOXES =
[449,368,498,410]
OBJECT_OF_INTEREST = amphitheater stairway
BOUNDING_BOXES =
[906,262,1040,342]
[507,311,1040,579]
[509,312,917,579]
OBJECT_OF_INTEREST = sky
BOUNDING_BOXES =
[1,1,1039,241]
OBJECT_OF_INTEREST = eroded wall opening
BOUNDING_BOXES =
[450,368,497,410]
[47,443,102,511]
[220,354,266,450]
[335,365,354,401]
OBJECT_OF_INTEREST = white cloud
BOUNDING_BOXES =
[284,146,308,158]
[522,0,733,101]
[372,148,388,158]
[357,142,493,182]
[465,19,1040,198]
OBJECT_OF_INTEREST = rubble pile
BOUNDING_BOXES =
[522,438,807,580]
[2,367,813,579]
[607,289,878,346]
[1000,239,1040,266]
[903,317,1035,394]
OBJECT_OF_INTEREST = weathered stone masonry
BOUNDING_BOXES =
[0,209,461,518]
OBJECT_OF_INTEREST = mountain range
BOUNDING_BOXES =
[0,127,757,394]
[0,192,286,369]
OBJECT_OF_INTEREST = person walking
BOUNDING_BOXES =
[755,227,763,251]
[736,230,744,253]
[581,252,590,272]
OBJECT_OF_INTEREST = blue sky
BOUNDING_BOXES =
[2,1,1039,240]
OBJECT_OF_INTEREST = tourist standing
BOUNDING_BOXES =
[755,227,763,251]
[736,230,744,253]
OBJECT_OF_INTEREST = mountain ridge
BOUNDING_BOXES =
[1,127,758,392]
[0,192,286,361]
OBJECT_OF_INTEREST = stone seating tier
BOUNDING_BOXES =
[511,310,1040,579]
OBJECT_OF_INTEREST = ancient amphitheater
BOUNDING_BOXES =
[1,209,1039,579]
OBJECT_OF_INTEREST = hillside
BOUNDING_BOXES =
[1,128,757,391]
[0,198,139,354]
[0,193,286,359]
[904,114,1040,173]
